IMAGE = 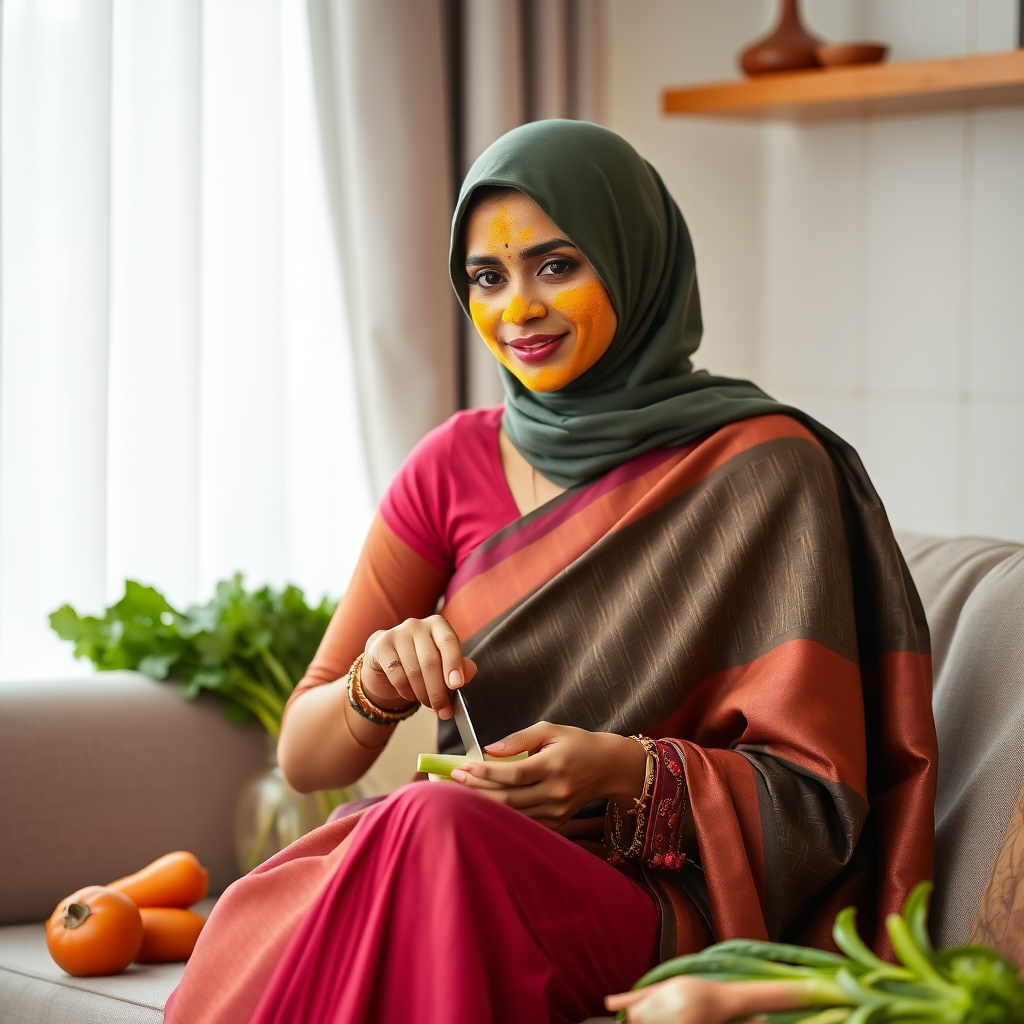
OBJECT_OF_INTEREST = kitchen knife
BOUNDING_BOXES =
[451,687,484,762]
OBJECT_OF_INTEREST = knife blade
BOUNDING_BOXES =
[451,688,484,762]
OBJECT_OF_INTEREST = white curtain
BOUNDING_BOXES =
[305,0,607,436]
[459,0,606,408]
[307,0,459,500]
[0,0,372,682]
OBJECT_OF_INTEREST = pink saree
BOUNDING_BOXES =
[165,414,936,1024]
[165,785,661,1024]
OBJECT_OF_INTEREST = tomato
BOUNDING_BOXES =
[135,907,206,963]
[46,886,143,977]
[108,851,209,909]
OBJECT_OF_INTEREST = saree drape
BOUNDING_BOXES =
[438,412,936,954]
[164,412,936,1023]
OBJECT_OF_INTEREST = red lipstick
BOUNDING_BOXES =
[505,333,566,363]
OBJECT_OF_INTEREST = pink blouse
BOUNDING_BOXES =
[379,406,521,575]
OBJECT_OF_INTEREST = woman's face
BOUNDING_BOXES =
[464,191,617,393]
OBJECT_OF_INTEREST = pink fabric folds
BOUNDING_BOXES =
[164,810,369,1024]
[245,783,660,1024]
[378,406,518,574]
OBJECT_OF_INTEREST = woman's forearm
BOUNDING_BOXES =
[277,678,395,792]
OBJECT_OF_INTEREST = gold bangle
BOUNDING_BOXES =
[341,696,390,751]
[606,735,657,864]
[347,653,419,725]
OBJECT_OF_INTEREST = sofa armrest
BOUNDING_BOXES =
[0,674,266,924]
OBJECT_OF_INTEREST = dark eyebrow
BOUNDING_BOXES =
[464,237,577,268]
[519,238,576,260]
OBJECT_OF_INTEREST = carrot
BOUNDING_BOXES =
[108,851,209,909]
[134,907,206,963]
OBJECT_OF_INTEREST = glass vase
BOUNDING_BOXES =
[233,737,349,873]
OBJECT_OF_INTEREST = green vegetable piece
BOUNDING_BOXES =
[937,946,1024,1021]
[831,907,891,973]
[839,1006,872,1024]
[886,911,958,997]
[416,751,527,779]
[782,1010,852,1024]
[834,968,889,1008]
[627,877,1024,1024]
[753,1013,831,1024]
[634,953,821,989]
[901,880,935,959]
[708,939,847,970]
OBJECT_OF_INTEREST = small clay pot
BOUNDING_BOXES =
[739,0,823,77]
[815,42,890,68]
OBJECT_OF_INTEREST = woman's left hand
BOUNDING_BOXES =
[450,721,647,830]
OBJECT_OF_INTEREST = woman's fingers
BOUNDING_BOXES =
[389,630,436,711]
[429,616,466,696]
[458,785,572,828]
[484,720,558,756]
[361,618,476,719]
[452,752,576,823]
[365,633,416,703]
[453,755,541,789]
[412,627,453,720]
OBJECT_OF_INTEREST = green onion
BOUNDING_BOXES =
[623,881,1024,1023]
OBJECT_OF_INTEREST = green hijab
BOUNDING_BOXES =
[449,119,784,488]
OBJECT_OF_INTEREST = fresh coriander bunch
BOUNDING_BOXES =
[50,576,336,737]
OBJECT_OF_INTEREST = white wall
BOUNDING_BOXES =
[605,0,769,380]
[606,0,1024,543]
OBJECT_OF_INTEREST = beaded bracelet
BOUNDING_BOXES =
[605,734,657,865]
[346,653,419,726]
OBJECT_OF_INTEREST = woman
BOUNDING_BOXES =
[165,120,936,1024]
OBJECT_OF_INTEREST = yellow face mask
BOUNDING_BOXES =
[465,194,617,393]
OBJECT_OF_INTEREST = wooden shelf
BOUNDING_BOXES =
[662,50,1024,121]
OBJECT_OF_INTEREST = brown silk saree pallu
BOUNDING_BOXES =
[439,413,937,959]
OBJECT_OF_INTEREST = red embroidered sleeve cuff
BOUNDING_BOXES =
[640,740,688,870]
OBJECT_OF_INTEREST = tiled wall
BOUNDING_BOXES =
[607,0,1024,542]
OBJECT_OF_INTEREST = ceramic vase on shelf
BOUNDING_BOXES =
[233,736,342,873]
[739,0,823,77]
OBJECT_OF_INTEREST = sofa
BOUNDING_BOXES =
[1,530,1022,1024]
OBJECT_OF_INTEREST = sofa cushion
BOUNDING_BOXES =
[0,674,266,925]
[897,532,1024,947]
[895,531,1023,681]
[0,921,184,1024]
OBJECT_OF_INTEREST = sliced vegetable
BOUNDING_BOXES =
[416,751,528,779]
[46,886,144,977]
[135,907,206,963]
[108,851,209,908]
[619,881,1024,1023]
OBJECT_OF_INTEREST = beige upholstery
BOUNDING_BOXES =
[0,900,214,1024]
[0,675,263,1023]
[0,674,265,924]
[896,531,1024,947]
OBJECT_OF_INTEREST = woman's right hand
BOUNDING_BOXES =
[361,615,477,721]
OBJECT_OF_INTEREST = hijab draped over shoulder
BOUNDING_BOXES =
[449,118,780,487]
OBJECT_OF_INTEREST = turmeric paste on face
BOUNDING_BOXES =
[466,197,617,393]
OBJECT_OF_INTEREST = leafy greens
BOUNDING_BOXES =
[50,576,336,736]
